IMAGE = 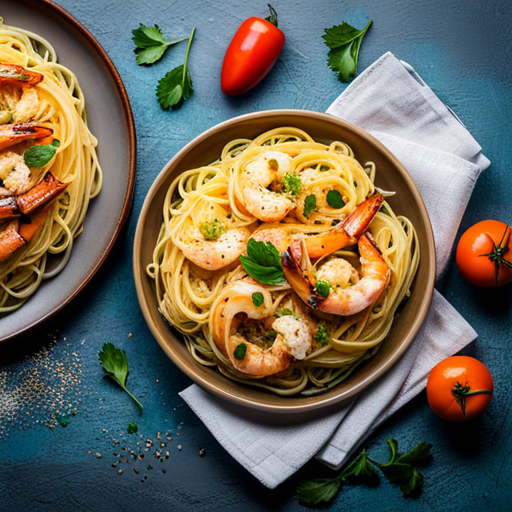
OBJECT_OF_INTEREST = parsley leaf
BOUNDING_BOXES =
[323,19,372,83]
[252,292,264,307]
[98,343,143,410]
[296,438,432,506]
[199,219,226,241]
[326,189,345,209]
[127,422,138,434]
[283,173,302,197]
[304,194,316,217]
[239,239,286,285]
[132,24,185,65]
[315,280,331,298]
[156,27,195,110]
[56,414,71,427]
[275,308,299,319]
[23,139,60,167]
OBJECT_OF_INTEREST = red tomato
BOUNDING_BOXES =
[426,356,493,422]
[221,5,285,95]
[456,220,512,287]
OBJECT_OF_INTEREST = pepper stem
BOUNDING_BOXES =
[265,4,279,27]
[452,381,492,417]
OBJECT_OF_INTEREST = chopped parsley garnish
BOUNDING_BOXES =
[283,173,302,197]
[315,280,332,298]
[323,19,372,83]
[314,325,329,346]
[127,422,138,434]
[252,292,264,307]
[199,219,226,241]
[304,194,317,218]
[275,308,299,320]
[234,342,247,360]
[239,239,286,285]
[326,189,345,209]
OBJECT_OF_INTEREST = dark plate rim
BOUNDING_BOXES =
[0,0,136,343]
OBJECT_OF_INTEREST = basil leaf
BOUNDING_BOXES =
[246,238,281,268]
[304,194,316,217]
[23,139,60,167]
[239,256,286,285]
[252,292,264,307]
[326,189,345,209]
[234,342,247,360]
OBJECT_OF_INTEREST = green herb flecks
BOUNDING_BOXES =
[283,173,302,197]
[199,218,226,241]
[234,342,247,360]
[99,343,143,411]
[315,280,332,298]
[23,139,60,168]
[323,19,372,83]
[239,238,286,285]
[56,414,72,428]
[314,325,329,346]
[127,422,139,434]
[275,308,299,320]
[326,189,345,209]
[296,438,432,506]
[304,194,317,218]
[252,292,264,307]
[132,24,186,65]
[156,27,195,110]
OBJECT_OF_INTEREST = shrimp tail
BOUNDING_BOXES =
[342,191,384,238]
[0,123,53,151]
[0,63,44,86]
[0,221,25,262]
[16,172,68,215]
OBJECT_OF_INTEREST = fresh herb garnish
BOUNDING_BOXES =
[268,158,279,171]
[283,173,302,197]
[315,280,332,298]
[132,24,186,65]
[304,194,317,218]
[323,19,372,83]
[127,422,138,434]
[326,189,345,209]
[296,438,432,506]
[156,27,195,110]
[275,308,299,320]
[56,414,71,427]
[252,292,264,307]
[239,238,286,285]
[314,325,329,346]
[23,139,60,167]
[98,343,143,411]
[199,218,226,241]
[234,342,247,360]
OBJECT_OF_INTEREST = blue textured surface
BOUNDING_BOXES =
[1,0,511,510]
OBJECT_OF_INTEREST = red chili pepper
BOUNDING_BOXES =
[221,5,285,95]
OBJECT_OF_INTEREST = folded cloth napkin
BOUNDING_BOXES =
[180,51,490,488]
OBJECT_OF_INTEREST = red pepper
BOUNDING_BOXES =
[221,5,285,95]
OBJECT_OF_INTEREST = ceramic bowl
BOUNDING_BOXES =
[133,110,436,415]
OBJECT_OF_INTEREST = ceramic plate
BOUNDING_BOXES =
[0,0,136,342]
[134,110,435,415]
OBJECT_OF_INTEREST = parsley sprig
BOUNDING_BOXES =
[132,24,186,65]
[296,438,432,506]
[157,27,195,110]
[323,19,372,83]
[99,343,143,411]
[240,239,286,285]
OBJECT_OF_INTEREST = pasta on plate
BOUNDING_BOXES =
[0,19,102,313]
[148,127,418,396]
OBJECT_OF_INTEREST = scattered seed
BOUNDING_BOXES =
[199,448,206,457]
[177,445,182,451]
[95,452,102,459]
[117,469,123,475]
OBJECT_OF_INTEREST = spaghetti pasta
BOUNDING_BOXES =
[0,19,102,313]
[148,127,418,396]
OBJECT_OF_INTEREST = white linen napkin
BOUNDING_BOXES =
[180,52,490,488]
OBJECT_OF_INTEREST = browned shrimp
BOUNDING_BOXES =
[0,123,53,151]
[0,63,43,86]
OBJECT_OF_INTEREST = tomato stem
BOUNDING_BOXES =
[265,4,279,27]
[452,381,492,417]
[479,225,512,286]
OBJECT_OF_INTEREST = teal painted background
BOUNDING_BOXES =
[1,0,511,510]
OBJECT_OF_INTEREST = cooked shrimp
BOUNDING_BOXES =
[0,123,53,151]
[12,87,40,123]
[282,233,390,316]
[240,151,295,222]
[0,63,43,86]
[0,151,33,194]
[209,279,313,377]
[172,224,250,271]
